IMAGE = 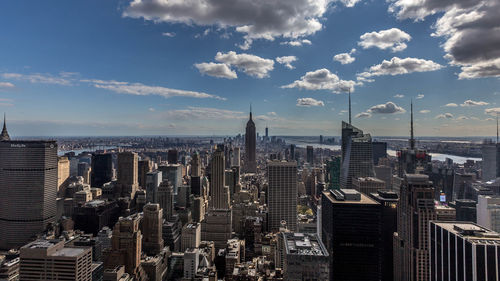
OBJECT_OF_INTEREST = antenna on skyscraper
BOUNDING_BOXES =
[348,89,352,125]
[249,103,252,120]
[410,100,415,150]
[497,112,499,144]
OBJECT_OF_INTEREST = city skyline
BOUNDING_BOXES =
[0,0,499,137]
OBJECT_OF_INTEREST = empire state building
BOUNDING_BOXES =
[245,108,257,173]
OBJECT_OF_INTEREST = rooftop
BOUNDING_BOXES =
[283,232,328,257]
[433,221,500,245]
[324,189,378,205]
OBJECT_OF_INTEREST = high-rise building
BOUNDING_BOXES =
[190,152,201,177]
[138,159,152,189]
[202,145,232,250]
[290,144,296,161]
[321,189,382,281]
[0,137,58,250]
[209,145,230,210]
[117,152,139,198]
[372,141,387,165]
[183,248,199,280]
[326,156,341,190]
[231,147,240,168]
[352,177,385,195]
[306,146,314,164]
[374,164,393,189]
[91,153,113,188]
[477,195,500,233]
[20,239,92,281]
[167,149,178,164]
[158,164,182,194]
[430,221,500,281]
[481,142,499,181]
[340,121,375,189]
[142,203,164,256]
[57,156,70,194]
[281,232,329,281]
[369,190,398,281]
[181,223,201,252]
[267,160,298,232]
[394,174,437,281]
[0,114,10,141]
[397,102,431,177]
[245,108,257,173]
[145,171,162,204]
[453,199,477,222]
[103,214,142,276]
[158,180,174,221]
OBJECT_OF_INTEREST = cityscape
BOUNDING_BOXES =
[1,0,500,281]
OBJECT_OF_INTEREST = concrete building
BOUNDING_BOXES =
[482,143,499,181]
[117,152,139,198]
[374,165,392,189]
[321,189,382,281]
[282,232,329,281]
[158,180,174,221]
[183,248,199,280]
[306,146,314,164]
[58,156,70,194]
[20,239,92,281]
[477,195,500,233]
[142,203,164,256]
[352,176,385,195]
[138,159,152,189]
[145,171,162,204]
[225,239,245,280]
[267,160,298,232]
[181,223,201,252]
[245,109,257,173]
[0,139,58,250]
[430,221,500,281]
[394,174,437,281]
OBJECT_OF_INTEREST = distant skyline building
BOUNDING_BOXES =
[394,174,437,281]
[0,133,58,249]
[372,141,387,165]
[340,121,375,189]
[267,160,298,232]
[91,153,113,188]
[306,145,314,164]
[481,142,499,181]
[245,107,257,173]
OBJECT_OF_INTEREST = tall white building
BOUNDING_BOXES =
[183,248,200,280]
[267,160,298,232]
[477,195,500,233]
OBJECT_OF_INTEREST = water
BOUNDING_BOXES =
[58,146,117,156]
[290,141,481,164]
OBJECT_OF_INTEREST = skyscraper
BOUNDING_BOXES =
[267,160,298,232]
[0,113,9,141]
[138,159,152,189]
[394,174,437,281]
[117,152,139,198]
[430,221,500,281]
[245,107,257,173]
[306,145,314,164]
[372,141,387,165]
[321,189,382,281]
[91,153,113,188]
[0,133,58,249]
[340,121,375,189]
[209,145,230,210]
[142,203,164,256]
[158,180,174,221]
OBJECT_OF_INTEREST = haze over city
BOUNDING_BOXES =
[0,0,499,137]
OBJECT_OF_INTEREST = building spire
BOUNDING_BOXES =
[497,112,499,144]
[348,89,352,125]
[410,100,415,150]
[1,112,10,141]
[250,103,252,120]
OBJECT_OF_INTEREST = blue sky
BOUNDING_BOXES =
[0,0,499,137]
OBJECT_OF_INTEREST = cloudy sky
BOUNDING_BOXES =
[0,0,499,137]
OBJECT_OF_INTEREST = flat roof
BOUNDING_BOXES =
[323,190,379,205]
[283,232,328,257]
[52,247,87,257]
[433,221,500,244]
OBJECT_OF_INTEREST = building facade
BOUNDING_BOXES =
[267,160,298,232]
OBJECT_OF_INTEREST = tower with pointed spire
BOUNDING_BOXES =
[0,113,10,141]
[409,100,415,149]
[245,105,257,173]
[348,89,352,125]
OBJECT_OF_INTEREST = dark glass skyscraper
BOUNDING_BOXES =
[91,153,113,188]
[245,108,256,173]
[0,132,58,249]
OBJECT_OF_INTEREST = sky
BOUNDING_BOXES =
[0,0,499,137]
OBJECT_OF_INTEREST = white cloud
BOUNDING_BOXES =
[162,32,176,37]
[276,56,298,69]
[456,115,469,120]
[123,0,343,49]
[194,62,238,79]
[1,72,72,85]
[333,52,355,65]
[84,79,226,100]
[0,82,15,88]
[394,94,404,98]
[485,107,500,116]
[367,101,406,114]
[357,57,443,78]
[281,39,312,47]
[282,68,356,93]
[460,99,489,107]
[163,107,245,120]
[340,0,361,7]
[420,109,430,113]
[356,112,372,118]
[389,0,500,79]
[444,103,458,107]
[436,113,454,119]
[215,51,274,78]
[148,107,155,112]
[296,97,325,107]
[416,94,424,99]
[358,28,412,52]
